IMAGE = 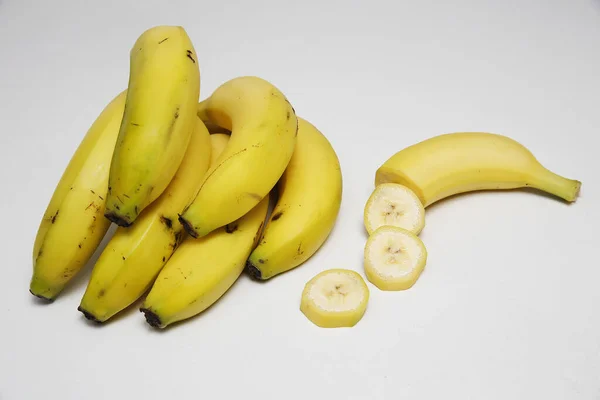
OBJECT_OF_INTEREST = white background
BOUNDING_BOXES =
[1,0,599,399]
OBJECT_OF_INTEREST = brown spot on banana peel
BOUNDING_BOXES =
[252,221,265,246]
[162,109,180,141]
[186,50,196,63]
[247,193,262,201]
[225,223,238,233]
[297,242,304,256]
[175,230,183,244]
[178,215,198,238]
[170,230,184,250]
[271,211,283,221]
[158,37,169,44]
[160,215,173,229]
[284,97,296,114]
[50,210,59,224]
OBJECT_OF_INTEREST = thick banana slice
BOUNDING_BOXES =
[364,226,427,290]
[364,183,425,235]
[300,269,369,328]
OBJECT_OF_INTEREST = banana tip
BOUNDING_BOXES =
[245,261,263,280]
[178,215,198,238]
[104,211,132,227]
[29,289,54,303]
[140,308,163,328]
[77,306,102,324]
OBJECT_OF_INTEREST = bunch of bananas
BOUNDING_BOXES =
[30,25,343,328]
[31,25,582,331]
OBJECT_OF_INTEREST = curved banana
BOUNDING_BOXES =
[105,25,200,227]
[246,118,342,280]
[141,196,269,329]
[376,132,581,207]
[77,118,211,322]
[178,76,297,238]
[30,91,127,301]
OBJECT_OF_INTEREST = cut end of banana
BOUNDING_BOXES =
[364,226,427,291]
[364,183,425,235]
[300,269,369,328]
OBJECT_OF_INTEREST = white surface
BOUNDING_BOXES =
[1,0,599,399]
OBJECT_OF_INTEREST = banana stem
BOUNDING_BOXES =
[532,167,581,202]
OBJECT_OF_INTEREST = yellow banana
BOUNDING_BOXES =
[105,25,200,227]
[77,118,211,322]
[30,91,127,301]
[376,132,581,207]
[246,118,342,280]
[179,76,297,238]
[206,133,231,166]
[141,186,270,327]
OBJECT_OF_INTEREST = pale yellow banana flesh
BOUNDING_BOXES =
[364,183,425,235]
[30,91,127,301]
[246,117,342,280]
[300,269,370,328]
[140,195,269,329]
[364,226,427,291]
[375,132,581,207]
[105,25,200,227]
[77,118,211,322]
[179,76,297,238]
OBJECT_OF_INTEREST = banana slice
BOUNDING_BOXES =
[364,183,425,235]
[300,269,369,328]
[364,226,427,290]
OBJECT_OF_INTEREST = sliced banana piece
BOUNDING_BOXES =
[300,269,369,328]
[364,183,425,235]
[364,226,427,290]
